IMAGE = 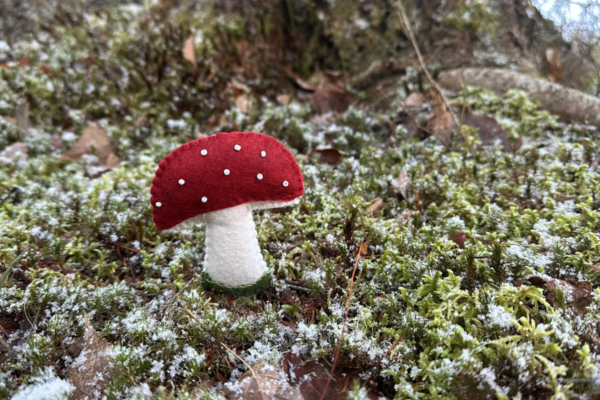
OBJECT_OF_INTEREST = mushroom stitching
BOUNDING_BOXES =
[150,131,304,296]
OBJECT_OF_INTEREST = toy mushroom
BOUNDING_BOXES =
[151,132,304,296]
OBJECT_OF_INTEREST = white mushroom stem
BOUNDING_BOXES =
[203,203,267,286]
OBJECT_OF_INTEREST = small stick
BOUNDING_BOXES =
[385,333,405,359]
[319,242,368,400]
[396,0,459,128]
[158,277,196,317]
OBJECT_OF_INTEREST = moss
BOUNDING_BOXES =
[0,3,599,400]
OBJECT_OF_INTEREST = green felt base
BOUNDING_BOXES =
[200,271,272,297]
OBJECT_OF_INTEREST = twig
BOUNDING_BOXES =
[157,277,196,318]
[395,0,459,128]
[319,242,368,400]
[385,333,405,359]
[179,302,256,379]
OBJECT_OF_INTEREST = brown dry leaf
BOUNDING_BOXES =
[224,359,303,400]
[312,83,352,114]
[0,142,29,160]
[18,57,32,67]
[235,94,251,114]
[461,113,511,151]
[546,48,563,83]
[449,231,466,249]
[427,91,456,149]
[38,64,52,75]
[183,35,197,71]
[403,92,425,110]
[229,79,250,98]
[516,276,593,315]
[305,145,347,165]
[61,122,120,175]
[395,170,408,200]
[280,352,379,400]
[1,116,17,126]
[277,94,291,106]
[66,315,114,400]
[78,56,98,68]
[366,198,383,216]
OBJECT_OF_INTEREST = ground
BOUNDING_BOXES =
[0,2,600,400]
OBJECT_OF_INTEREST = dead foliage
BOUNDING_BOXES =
[224,359,303,400]
[449,231,466,249]
[366,198,384,216]
[61,122,120,176]
[516,275,593,315]
[66,315,114,400]
[395,170,408,200]
[183,34,197,72]
[0,143,29,160]
[280,352,379,400]
[304,146,347,165]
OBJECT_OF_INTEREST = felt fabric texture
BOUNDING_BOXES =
[151,132,304,231]
[200,270,272,297]
[202,203,268,286]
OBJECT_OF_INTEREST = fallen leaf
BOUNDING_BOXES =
[66,315,114,400]
[67,337,85,358]
[135,115,148,126]
[449,231,466,249]
[277,94,291,105]
[38,64,52,75]
[427,91,455,149]
[294,76,317,91]
[183,35,197,71]
[312,83,352,114]
[516,276,593,315]
[546,48,563,83]
[366,198,383,216]
[61,122,120,175]
[18,57,32,67]
[0,143,29,160]
[403,92,425,110]
[461,113,511,151]
[78,56,98,68]
[1,116,17,126]
[229,79,250,98]
[235,93,250,114]
[304,145,347,165]
[280,352,379,400]
[395,170,408,200]
[224,359,303,400]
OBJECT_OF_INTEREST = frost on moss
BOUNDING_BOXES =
[0,4,600,400]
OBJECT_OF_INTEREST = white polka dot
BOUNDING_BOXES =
[282,181,289,187]
[224,169,230,176]
[178,179,185,185]
[201,149,207,156]
[257,174,263,180]
[201,197,207,203]
[261,151,266,157]
[234,144,241,151]
[155,202,162,207]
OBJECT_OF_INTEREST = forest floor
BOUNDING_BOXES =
[1,2,600,400]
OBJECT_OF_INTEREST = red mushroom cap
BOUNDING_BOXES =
[150,132,304,231]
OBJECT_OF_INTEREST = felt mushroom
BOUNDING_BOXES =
[150,132,304,296]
